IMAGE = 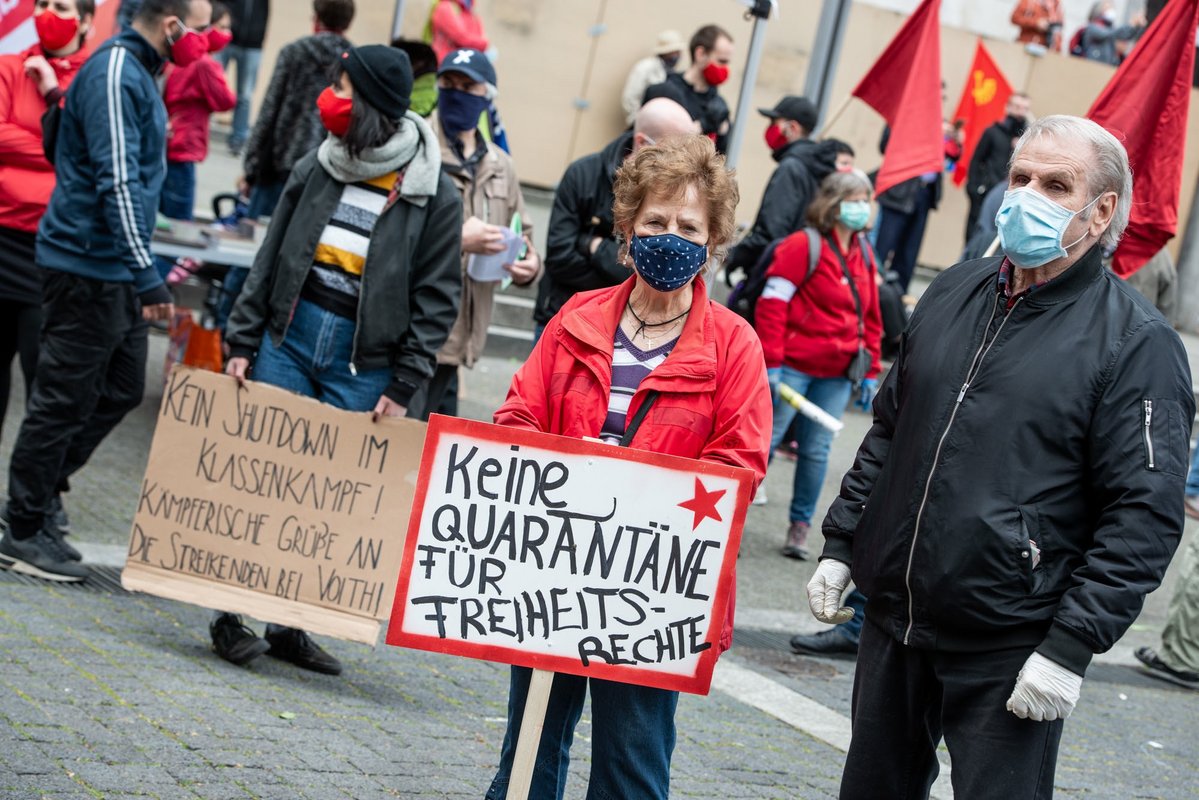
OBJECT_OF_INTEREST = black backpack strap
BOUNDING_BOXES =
[620,390,660,447]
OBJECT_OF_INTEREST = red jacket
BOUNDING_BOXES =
[430,0,490,63]
[163,56,236,163]
[0,43,89,233]
[495,277,772,653]
[754,228,883,379]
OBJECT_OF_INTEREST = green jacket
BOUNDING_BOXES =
[226,151,464,404]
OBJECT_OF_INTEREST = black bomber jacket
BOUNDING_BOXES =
[822,246,1194,675]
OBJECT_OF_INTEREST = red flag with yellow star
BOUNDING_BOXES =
[951,40,1014,188]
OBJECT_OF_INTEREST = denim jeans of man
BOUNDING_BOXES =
[215,45,263,148]
[6,271,148,538]
[486,666,679,800]
[874,180,935,293]
[841,617,1063,800]
[155,161,197,280]
[769,367,853,525]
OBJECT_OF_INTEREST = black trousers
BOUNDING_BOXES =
[0,300,42,442]
[840,617,1064,800]
[6,271,148,538]
[405,363,459,421]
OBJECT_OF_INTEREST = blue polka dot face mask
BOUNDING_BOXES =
[628,233,710,293]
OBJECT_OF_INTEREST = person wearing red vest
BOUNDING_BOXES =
[428,0,488,63]
[0,0,94,444]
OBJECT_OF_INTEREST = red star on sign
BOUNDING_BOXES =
[678,477,726,530]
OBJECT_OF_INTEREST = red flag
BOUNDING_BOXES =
[852,0,944,197]
[951,40,1014,188]
[1088,0,1199,277]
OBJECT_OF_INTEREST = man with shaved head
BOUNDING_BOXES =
[533,97,695,333]
[810,115,1193,798]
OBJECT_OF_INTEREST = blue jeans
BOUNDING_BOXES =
[486,667,678,800]
[156,161,196,279]
[215,45,263,148]
[769,367,853,524]
[251,299,390,412]
[1187,446,1199,497]
[874,181,935,292]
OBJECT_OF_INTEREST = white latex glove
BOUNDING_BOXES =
[1005,652,1083,722]
[806,559,854,624]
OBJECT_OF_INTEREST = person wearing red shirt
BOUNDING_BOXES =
[485,136,771,800]
[428,0,488,63]
[157,1,235,277]
[0,0,94,446]
[754,169,883,561]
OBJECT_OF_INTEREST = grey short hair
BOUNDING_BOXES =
[805,168,874,232]
[1010,115,1132,249]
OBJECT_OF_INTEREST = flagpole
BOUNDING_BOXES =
[725,0,774,170]
[818,95,854,136]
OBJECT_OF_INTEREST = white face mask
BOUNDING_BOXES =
[995,187,1101,269]
[1102,9,1117,23]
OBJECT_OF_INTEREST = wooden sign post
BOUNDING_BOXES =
[387,415,754,795]
[122,367,425,643]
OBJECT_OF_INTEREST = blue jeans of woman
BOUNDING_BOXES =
[769,367,853,525]
[486,667,679,800]
[155,161,196,280]
[1186,445,1199,497]
[215,45,263,149]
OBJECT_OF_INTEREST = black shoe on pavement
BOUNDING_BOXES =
[210,613,270,666]
[1,503,79,561]
[1134,646,1199,690]
[265,627,343,675]
[790,628,859,657]
[0,529,88,582]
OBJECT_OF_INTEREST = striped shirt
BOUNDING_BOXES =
[599,327,677,444]
[301,172,397,319]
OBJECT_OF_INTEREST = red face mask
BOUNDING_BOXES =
[702,61,729,86]
[167,21,208,67]
[764,122,788,152]
[317,86,353,137]
[35,10,79,52]
[206,28,233,53]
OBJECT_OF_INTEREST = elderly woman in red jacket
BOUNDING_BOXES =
[0,0,92,450]
[755,169,883,562]
[485,135,771,800]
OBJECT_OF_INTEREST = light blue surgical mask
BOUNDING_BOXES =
[995,187,1099,269]
[838,200,871,231]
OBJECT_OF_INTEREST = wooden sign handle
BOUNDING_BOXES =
[505,669,556,800]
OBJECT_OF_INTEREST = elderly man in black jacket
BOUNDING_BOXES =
[724,95,833,279]
[533,97,694,333]
[964,92,1030,240]
[809,115,1193,799]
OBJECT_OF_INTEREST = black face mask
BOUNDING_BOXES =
[1007,115,1027,136]
[660,53,681,71]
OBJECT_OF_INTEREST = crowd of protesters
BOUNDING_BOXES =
[1,1,1198,798]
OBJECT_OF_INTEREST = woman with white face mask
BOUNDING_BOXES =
[754,169,884,565]
[0,0,94,512]
[1080,1,1147,66]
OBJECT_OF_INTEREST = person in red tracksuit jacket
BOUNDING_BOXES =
[485,136,771,800]
[0,0,93,446]
[754,168,882,562]
[157,1,236,278]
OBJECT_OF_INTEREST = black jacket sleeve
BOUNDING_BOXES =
[820,332,904,564]
[967,126,996,194]
[225,155,316,360]
[242,42,292,184]
[388,174,465,402]
[544,161,627,294]
[728,159,813,270]
[1037,319,1194,675]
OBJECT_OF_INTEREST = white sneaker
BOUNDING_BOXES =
[752,485,767,506]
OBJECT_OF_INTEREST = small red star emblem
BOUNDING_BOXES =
[678,477,726,530]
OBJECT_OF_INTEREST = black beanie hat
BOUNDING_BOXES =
[341,45,413,121]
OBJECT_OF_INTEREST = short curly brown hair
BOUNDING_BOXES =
[612,135,739,266]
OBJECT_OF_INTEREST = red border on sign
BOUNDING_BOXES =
[385,415,754,695]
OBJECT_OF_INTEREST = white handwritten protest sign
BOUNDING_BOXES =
[122,366,425,644]
[386,415,753,694]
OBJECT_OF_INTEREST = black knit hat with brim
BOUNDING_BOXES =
[341,45,413,121]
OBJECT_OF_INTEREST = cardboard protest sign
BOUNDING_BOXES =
[122,366,425,644]
[386,415,754,695]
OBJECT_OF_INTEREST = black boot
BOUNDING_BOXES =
[210,613,269,666]
[265,626,342,675]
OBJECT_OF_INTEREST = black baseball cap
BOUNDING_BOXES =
[437,48,497,88]
[758,95,819,132]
